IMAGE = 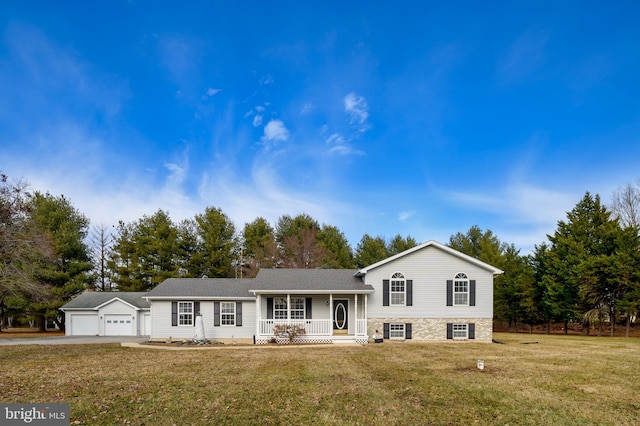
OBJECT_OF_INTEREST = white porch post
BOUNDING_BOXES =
[364,294,368,335]
[287,293,291,325]
[355,293,358,334]
[256,294,261,336]
[329,293,333,334]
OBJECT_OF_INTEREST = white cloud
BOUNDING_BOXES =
[300,102,315,114]
[498,28,550,84]
[195,159,358,238]
[262,119,289,143]
[344,92,370,130]
[442,182,581,253]
[326,133,345,145]
[398,210,416,221]
[325,132,364,156]
[260,75,274,85]
[252,114,263,127]
[206,87,221,96]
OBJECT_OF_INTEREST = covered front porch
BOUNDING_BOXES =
[254,293,370,344]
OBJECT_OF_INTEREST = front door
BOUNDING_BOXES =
[333,300,348,334]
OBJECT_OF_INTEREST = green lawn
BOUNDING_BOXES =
[1,333,639,425]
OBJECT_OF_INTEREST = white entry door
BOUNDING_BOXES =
[104,314,134,336]
[143,313,151,335]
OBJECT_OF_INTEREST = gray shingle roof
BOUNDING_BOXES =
[145,269,374,299]
[145,278,255,299]
[61,291,150,309]
[251,269,374,293]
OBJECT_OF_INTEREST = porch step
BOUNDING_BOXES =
[332,338,358,344]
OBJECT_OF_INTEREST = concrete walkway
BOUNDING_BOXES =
[0,335,148,346]
[121,341,362,350]
[0,336,363,349]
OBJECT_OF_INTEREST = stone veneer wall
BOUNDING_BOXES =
[368,318,493,342]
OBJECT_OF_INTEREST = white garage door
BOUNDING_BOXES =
[104,314,134,336]
[70,314,98,335]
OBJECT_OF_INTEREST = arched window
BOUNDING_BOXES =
[454,272,469,306]
[390,272,406,305]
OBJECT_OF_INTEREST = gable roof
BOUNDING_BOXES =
[145,278,256,300]
[356,240,504,276]
[61,291,150,310]
[251,269,374,294]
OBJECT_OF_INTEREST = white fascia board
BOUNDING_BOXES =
[94,297,140,311]
[250,289,375,295]
[144,296,256,301]
[59,307,99,311]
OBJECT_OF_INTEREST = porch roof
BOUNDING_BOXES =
[250,269,374,294]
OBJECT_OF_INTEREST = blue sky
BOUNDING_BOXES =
[1,1,639,253]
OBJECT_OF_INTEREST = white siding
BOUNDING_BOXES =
[149,300,256,341]
[365,244,495,319]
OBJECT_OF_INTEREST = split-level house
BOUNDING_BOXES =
[143,240,503,343]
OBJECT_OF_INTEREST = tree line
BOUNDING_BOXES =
[451,187,640,337]
[2,171,640,335]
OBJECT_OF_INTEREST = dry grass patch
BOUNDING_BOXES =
[1,333,639,425]
[0,329,64,338]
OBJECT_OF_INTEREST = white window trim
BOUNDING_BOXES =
[389,323,405,340]
[453,272,469,306]
[274,297,305,320]
[178,301,193,326]
[274,297,287,320]
[220,301,236,326]
[390,272,406,306]
[452,323,468,339]
[290,297,305,320]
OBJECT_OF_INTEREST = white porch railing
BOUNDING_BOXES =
[259,319,331,336]
[258,319,368,336]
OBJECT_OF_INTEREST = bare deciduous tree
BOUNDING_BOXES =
[0,174,54,329]
[89,224,114,291]
[610,178,640,230]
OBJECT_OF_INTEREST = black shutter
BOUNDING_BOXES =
[406,280,413,306]
[383,322,390,339]
[171,302,177,327]
[305,298,312,319]
[236,302,242,327]
[468,323,475,339]
[383,280,390,306]
[446,323,453,339]
[446,280,453,306]
[214,302,220,326]
[267,297,273,319]
[469,280,476,306]
[405,323,412,339]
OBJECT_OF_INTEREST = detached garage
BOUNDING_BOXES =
[60,291,149,336]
